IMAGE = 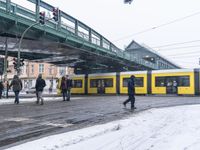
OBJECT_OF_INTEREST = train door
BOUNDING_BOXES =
[166,77,178,94]
[97,79,105,94]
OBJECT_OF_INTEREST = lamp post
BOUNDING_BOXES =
[17,22,39,76]
[17,16,53,76]
[4,37,8,98]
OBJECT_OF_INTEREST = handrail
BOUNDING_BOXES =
[0,0,158,69]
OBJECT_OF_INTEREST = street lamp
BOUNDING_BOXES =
[124,0,133,4]
[17,22,39,76]
[17,12,49,75]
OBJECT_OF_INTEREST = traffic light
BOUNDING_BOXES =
[53,8,59,22]
[13,58,18,70]
[39,11,45,25]
[20,59,25,66]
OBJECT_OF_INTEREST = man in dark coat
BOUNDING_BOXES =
[123,75,136,110]
[66,75,72,101]
[60,76,67,101]
[9,75,22,104]
[35,74,46,105]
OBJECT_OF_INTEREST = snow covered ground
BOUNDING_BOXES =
[0,96,60,105]
[5,104,200,150]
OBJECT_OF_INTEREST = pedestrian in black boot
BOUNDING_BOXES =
[123,75,136,110]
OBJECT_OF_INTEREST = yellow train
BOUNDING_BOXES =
[57,69,200,95]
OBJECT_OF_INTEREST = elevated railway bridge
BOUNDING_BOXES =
[0,0,173,74]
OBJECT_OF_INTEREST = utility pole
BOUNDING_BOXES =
[4,37,8,98]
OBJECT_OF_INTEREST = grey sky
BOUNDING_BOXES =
[11,0,200,68]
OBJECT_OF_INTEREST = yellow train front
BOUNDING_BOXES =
[151,69,200,95]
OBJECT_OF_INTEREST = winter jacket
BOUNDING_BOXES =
[35,77,46,92]
[128,77,135,96]
[66,79,72,89]
[0,82,3,91]
[10,78,22,92]
[60,79,67,91]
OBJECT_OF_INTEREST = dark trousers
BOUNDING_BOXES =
[62,91,67,101]
[124,94,135,108]
[0,90,2,99]
[66,89,71,101]
[14,91,20,104]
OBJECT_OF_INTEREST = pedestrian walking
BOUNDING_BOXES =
[123,75,136,110]
[9,75,22,104]
[60,76,67,101]
[0,81,4,99]
[35,74,46,105]
[66,75,72,101]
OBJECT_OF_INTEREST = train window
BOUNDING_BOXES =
[123,78,129,87]
[90,79,97,88]
[135,77,144,87]
[73,80,82,88]
[104,78,113,87]
[179,76,190,86]
[123,77,143,87]
[155,77,165,87]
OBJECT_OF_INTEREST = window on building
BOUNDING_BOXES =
[29,80,32,87]
[59,67,66,76]
[39,64,44,73]
[21,66,24,74]
[49,67,53,75]
[31,64,34,74]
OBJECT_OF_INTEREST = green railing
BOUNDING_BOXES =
[0,0,158,69]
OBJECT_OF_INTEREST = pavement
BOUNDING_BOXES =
[0,95,200,150]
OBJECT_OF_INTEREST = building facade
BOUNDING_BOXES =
[4,57,74,91]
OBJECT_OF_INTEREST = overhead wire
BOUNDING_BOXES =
[156,45,200,51]
[166,50,200,57]
[152,39,200,48]
[113,10,200,42]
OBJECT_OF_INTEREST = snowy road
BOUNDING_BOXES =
[1,95,200,149]
[6,104,200,150]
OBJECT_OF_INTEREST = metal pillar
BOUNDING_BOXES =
[4,38,8,98]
